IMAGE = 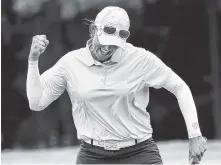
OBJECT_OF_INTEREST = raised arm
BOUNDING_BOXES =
[26,35,66,111]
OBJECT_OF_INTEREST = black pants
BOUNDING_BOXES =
[76,137,163,164]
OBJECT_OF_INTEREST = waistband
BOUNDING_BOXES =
[83,134,152,150]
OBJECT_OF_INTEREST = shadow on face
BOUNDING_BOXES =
[90,27,119,62]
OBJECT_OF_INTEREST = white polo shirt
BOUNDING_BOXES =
[27,39,202,140]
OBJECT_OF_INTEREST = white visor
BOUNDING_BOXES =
[98,32,126,50]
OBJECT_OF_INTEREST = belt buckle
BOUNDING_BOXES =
[103,141,120,150]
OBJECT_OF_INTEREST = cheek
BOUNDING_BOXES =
[111,46,118,52]
[91,40,99,51]
[94,33,100,43]
[93,37,101,47]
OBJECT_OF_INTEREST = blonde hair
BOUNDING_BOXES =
[83,18,96,38]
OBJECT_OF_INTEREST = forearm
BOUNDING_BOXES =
[26,59,43,110]
[164,72,202,138]
[176,84,202,138]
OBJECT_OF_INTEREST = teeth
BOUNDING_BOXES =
[100,48,109,54]
[101,47,109,52]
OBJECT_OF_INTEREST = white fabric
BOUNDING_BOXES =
[27,60,66,110]
[95,6,130,29]
[98,32,126,50]
[95,6,130,49]
[26,40,202,140]
[163,72,202,138]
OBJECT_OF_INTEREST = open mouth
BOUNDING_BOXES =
[100,48,110,55]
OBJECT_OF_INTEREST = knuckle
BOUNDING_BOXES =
[33,44,38,48]
[36,42,41,46]
[36,36,42,40]
[39,41,44,45]
[41,46,45,49]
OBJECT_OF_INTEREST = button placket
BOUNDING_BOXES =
[104,65,108,85]
[102,65,108,85]
[100,65,106,85]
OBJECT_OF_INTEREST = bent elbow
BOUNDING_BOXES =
[28,101,45,111]
[175,82,191,99]
[165,72,189,96]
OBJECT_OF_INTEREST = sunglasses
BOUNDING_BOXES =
[96,24,130,39]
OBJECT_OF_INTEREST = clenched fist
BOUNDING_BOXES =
[29,35,49,61]
[189,136,207,164]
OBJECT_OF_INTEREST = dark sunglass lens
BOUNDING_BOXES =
[119,30,130,39]
[103,26,116,34]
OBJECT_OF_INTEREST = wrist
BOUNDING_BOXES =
[187,122,202,139]
[28,56,39,62]
[28,57,39,66]
[28,52,40,62]
[188,131,202,139]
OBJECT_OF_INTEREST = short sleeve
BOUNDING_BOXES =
[142,50,172,89]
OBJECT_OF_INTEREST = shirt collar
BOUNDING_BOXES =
[85,39,123,66]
